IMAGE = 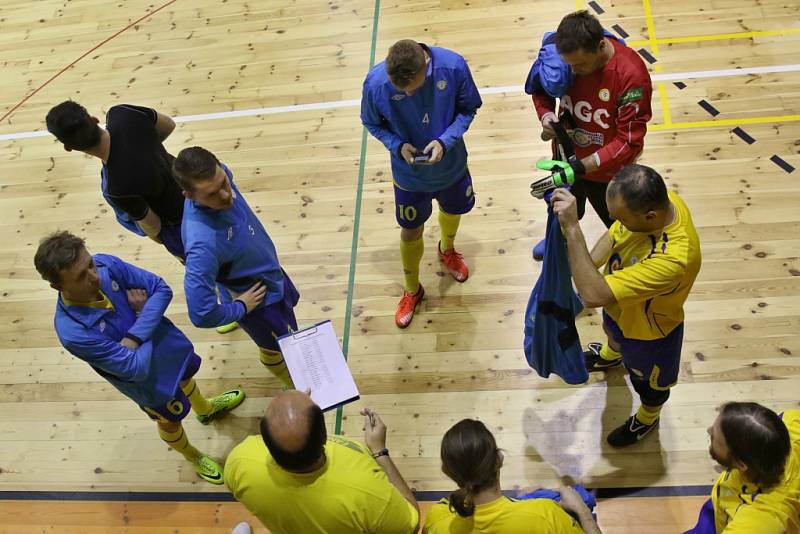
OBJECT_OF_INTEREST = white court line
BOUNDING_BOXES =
[2,63,799,142]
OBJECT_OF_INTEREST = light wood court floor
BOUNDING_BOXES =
[1,0,799,532]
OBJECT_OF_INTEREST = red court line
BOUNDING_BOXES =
[0,0,178,124]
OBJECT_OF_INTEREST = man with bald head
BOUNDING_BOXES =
[551,163,701,447]
[224,390,419,533]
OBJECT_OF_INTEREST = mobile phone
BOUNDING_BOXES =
[412,154,431,164]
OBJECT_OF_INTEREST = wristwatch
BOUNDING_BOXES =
[372,448,389,459]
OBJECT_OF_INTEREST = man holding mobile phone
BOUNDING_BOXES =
[361,39,483,328]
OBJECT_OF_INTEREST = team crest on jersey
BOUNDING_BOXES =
[608,252,623,273]
[437,80,447,90]
[99,320,106,332]
[111,280,120,292]
[571,128,605,147]
[391,94,406,101]
[630,256,638,265]
[598,88,610,102]
[227,227,234,240]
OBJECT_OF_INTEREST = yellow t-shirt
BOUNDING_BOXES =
[423,496,585,534]
[224,434,419,534]
[603,190,701,340]
[711,410,800,533]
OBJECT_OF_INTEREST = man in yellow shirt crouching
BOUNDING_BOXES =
[685,403,800,533]
[224,390,419,534]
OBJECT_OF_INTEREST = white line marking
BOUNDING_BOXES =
[3,63,799,142]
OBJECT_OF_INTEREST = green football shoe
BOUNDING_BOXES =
[216,321,239,334]
[191,454,224,485]
[196,389,246,425]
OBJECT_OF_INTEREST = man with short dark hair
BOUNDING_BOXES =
[686,402,800,533]
[531,10,652,259]
[46,101,183,253]
[361,39,482,328]
[34,231,245,484]
[45,101,238,334]
[224,390,419,533]
[173,146,299,388]
[550,164,701,446]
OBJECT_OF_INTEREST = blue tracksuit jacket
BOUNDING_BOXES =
[53,254,194,408]
[523,197,588,385]
[361,44,482,192]
[181,164,285,329]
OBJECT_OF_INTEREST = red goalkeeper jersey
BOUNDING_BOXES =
[532,38,653,183]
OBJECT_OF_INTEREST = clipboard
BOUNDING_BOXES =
[277,320,360,412]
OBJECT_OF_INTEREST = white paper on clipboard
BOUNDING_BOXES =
[277,320,359,411]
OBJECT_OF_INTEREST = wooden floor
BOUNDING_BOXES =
[0,497,710,533]
[1,0,799,532]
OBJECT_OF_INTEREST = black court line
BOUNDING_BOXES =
[593,485,710,499]
[0,485,713,502]
[732,127,756,145]
[697,100,720,117]
[638,48,658,64]
[588,1,605,14]
[420,485,711,501]
[770,155,796,173]
[673,81,686,90]
[612,24,629,38]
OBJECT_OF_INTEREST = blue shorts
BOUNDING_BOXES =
[393,170,475,229]
[141,352,201,423]
[603,311,683,391]
[238,272,300,352]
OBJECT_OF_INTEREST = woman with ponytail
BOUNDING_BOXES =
[423,419,601,533]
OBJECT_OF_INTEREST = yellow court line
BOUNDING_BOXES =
[641,0,671,126]
[649,114,800,131]
[657,84,672,125]
[641,0,661,69]
[627,27,800,47]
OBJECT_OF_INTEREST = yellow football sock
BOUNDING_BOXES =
[180,378,213,416]
[438,211,461,252]
[636,404,662,425]
[259,348,294,388]
[399,236,424,293]
[158,424,202,461]
[599,344,622,361]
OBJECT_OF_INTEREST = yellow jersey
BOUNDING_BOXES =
[423,496,584,534]
[603,190,701,340]
[711,410,800,533]
[224,434,419,534]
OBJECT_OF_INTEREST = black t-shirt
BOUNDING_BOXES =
[104,104,184,225]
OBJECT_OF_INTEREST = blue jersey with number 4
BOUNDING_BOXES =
[361,44,482,193]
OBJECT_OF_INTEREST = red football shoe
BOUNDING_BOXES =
[395,285,425,328]
[438,242,469,282]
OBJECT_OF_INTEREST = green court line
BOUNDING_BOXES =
[335,0,382,435]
